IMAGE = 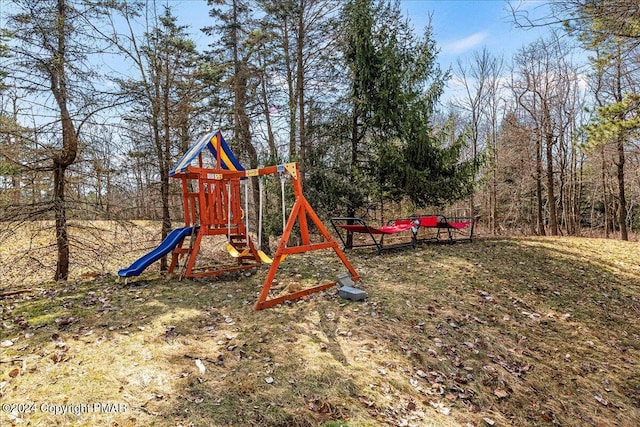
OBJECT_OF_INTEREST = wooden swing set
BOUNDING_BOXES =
[167,131,360,310]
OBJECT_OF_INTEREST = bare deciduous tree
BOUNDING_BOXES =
[5,0,108,280]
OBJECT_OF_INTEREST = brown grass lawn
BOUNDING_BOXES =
[1,223,640,426]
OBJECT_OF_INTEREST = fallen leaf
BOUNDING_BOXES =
[494,388,509,398]
[50,352,64,363]
[541,412,553,422]
[185,395,204,403]
[55,317,76,328]
[195,359,206,374]
[429,401,450,415]
[416,369,428,378]
[8,368,19,378]
[594,393,609,406]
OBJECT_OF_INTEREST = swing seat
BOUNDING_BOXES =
[413,214,478,244]
[226,243,250,258]
[330,217,417,254]
[257,250,273,264]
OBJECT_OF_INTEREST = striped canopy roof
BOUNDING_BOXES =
[170,131,245,176]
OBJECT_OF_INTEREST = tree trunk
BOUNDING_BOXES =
[282,14,297,161]
[159,43,174,270]
[601,148,610,238]
[296,1,306,183]
[535,135,545,236]
[228,0,263,250]
[568,142,577,235]
[259,50,278,163]
[346,98,361,248]
[51,0,78,281]
[612,43,628,241]
[490,143,497,235]
[616,134,628,240]
[160,111,171,270]
[545,129,558,236]
[54,163,70,281]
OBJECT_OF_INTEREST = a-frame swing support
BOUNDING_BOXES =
[252,163,360,310]
[169,132,360,310]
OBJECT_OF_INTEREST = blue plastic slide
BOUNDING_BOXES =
[118,226,197,277]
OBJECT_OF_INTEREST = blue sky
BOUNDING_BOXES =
[1,0,550,74]
[401,0,548,68]
[168,0,553,101]
[168,0,550,66]
[168,0,549,102]
[0,0,553,101]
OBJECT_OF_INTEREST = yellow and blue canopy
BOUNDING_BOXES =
[170,131,245,176]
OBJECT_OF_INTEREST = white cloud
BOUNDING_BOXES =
[444,32,488,54]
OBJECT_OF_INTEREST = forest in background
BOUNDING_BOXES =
[0,0,639,280]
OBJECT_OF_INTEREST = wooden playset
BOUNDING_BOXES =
[119,130,360,310]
